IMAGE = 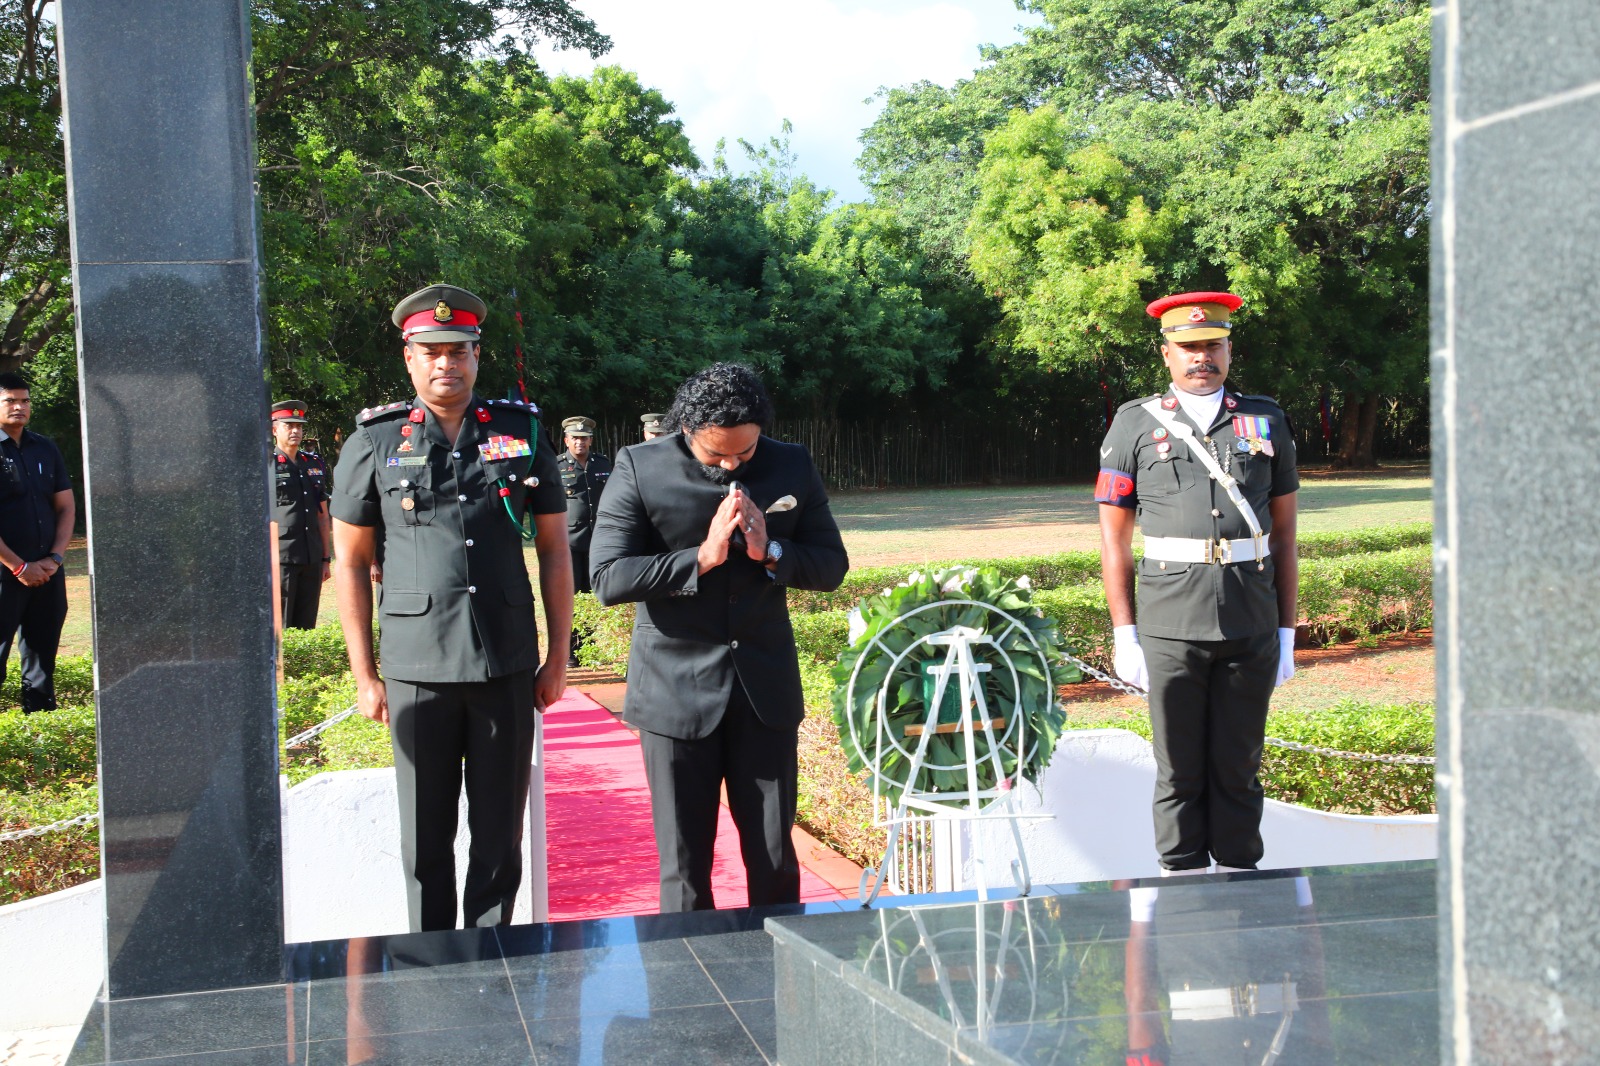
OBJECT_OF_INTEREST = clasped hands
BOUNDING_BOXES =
[697,486,768,575]
[14,556,59,588]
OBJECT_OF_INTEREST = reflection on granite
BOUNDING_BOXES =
[68,866,1434,1065]
[769,862,1438,1066]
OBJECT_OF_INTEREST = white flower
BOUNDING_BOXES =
[1016,574,1032,590]
[941,568,975,594]
[847,607,867,645]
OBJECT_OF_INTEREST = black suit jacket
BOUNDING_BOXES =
[589,433,849,739]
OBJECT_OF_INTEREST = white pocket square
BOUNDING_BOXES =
[766,495,797,513]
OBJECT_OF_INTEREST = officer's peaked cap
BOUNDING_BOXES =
[392,284,488,344]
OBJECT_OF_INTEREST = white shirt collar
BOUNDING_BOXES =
[1173,387,1225,430]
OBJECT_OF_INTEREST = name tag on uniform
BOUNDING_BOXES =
[480,436,532,462]
[387,456,428,467]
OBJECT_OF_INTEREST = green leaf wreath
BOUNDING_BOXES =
[829,565,1080,807]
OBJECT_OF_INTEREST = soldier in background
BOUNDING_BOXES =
[270,399,330,629]
[557,416,611,666]
[641,412,667,440]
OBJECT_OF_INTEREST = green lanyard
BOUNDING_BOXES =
[493,412,540,542]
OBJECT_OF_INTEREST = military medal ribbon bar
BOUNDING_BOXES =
[480,435,532,462]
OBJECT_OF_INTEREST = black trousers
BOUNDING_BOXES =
[279,561,322,630]
[385,670,539,932]
[1143,630,1278,871]
[570,548,591,594]
[638,684,800,912]
[0,570,67,713]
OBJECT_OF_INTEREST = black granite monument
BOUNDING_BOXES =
[57,0,283,998]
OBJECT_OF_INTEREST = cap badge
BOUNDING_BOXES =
[433,301,453,323]
[1187,307,1207,322]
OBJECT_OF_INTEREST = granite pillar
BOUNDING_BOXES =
[1434,2,1600,1059]
[57,0,283,998]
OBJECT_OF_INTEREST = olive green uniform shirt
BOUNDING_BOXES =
[272,447,326,565]
[1095,388,1299,641]
[330,394,564,683]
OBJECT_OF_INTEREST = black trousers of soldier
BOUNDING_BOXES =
[638,684,800,912]
[385,669,539,931]
[0,570,68,713]
[1142,630,1278,871]
[279,562,322,630]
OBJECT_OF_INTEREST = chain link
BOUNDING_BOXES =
[1058,651,1436,766]
[0,811,99,843]
[284,704,358,750]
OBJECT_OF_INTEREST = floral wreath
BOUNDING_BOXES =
[829,566,1079,807]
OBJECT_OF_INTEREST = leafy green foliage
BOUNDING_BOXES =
[280,625,357,680]
[830,566,1075,805]
[0,704,95,793]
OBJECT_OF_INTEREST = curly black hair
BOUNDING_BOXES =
[664,362,774,435]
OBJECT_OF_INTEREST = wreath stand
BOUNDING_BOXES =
[847,609,1055,907]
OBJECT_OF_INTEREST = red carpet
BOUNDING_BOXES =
[541,688,848,922]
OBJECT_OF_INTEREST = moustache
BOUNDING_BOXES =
[1185,363,1221,376]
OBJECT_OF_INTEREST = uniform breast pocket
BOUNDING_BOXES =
[1236,450,1274,491]
[381,463,435,525]
[274,472,294,505]
[1138,450,1193,496]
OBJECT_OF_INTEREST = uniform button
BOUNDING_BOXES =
[452,451,461,458]
[400,479,411,488]
[1212,509,1222,517]
[458,494,467,502]
[468,585,477,593]
[1203,435,1212,443]
[730,640,740,650]
[465,538,474,547]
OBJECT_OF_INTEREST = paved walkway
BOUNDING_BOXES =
[542,688,853,921]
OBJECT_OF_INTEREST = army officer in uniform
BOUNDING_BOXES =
[270,399,331,629]
[557,415,610,666]
[1095,291,1298,874]
[330,284,573,931]
[640,412,667,441]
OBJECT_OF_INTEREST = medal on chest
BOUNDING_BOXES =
[1232,415,1274,456]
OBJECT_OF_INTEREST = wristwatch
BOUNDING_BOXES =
[763,540,784,565]
[48,552,63,565]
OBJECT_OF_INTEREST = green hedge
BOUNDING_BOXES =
[1061,700,1434,815]
[0,704,96,793]
[0,654,94,709]
[1298,547,1432,644]
[281,625,357,680]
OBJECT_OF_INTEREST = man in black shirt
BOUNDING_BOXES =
[0,373,76,713]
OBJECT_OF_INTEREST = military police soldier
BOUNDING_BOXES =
[1095,291,1299,874]
[330,283,573,931]
[557,415,611,665]
[270,399,331,629]
[640,412,667,440]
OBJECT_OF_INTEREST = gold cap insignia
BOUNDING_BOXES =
[433,301,453,323]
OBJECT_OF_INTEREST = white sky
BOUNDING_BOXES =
[531,0,1039,203]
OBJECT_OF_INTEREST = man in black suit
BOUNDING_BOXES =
[590,363,849,912]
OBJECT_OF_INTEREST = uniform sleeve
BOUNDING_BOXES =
[1270,407,1300,497]
[329,426,381,526]
[1093,409,1141,508]
[47,439,71,493]
[524,424,564,515]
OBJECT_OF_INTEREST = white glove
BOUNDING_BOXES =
[1112,625,1149,691]
[1275,627,1296,686]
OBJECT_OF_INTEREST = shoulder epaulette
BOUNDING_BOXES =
[356,400,412,425]
[487,396,542,416]
[1238,393,1284,407]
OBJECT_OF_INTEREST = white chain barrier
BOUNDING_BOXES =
[284,703,358,749]
[1059,650,1436,767]
[0,810,99,843]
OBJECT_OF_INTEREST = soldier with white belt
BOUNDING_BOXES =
[1095,291,1300,873]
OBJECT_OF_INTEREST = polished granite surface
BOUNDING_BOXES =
[770,862,1437,1066]
[68,863,1436,1064]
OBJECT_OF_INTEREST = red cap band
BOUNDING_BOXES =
[271,408,306,420]
[402,308,481,337]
